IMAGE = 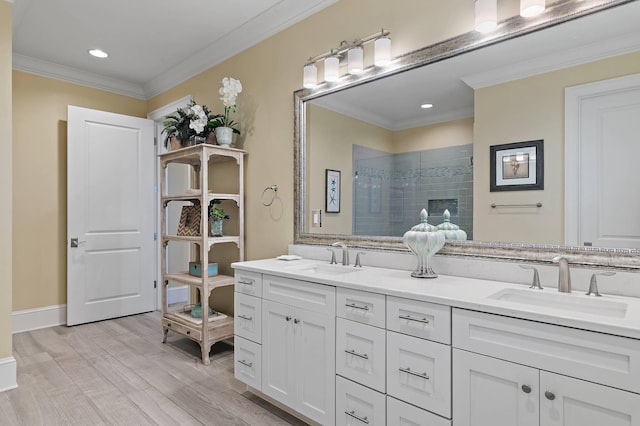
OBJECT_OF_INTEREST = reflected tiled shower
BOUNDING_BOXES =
[353,144,473,238]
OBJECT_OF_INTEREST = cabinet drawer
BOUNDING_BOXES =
[387,296,451,344]
[234,336,262,390]
[263,274,336,315]
[161,317,201,341]
[336,376,385,426]
[234,270,262,297]
[452,308,640,394]
[387,396,452,426]
[336,318,386,392]
[387,331,452,418]
[337,288,385,328]
[234,292,261,344]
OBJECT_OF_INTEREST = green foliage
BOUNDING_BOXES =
[209,199,230,220]
[161,101,223,147]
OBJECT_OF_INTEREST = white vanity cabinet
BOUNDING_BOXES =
[452,308,640,426]
[261,275,336,425]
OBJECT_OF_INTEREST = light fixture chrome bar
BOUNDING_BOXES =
[305,29,391,65]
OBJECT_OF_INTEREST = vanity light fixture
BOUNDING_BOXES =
[88,48,109,58]
[302,29,391,88]
[520,0,545,17]
[475,0,497,33]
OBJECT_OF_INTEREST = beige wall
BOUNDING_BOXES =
[307,105,392,235]
[474,51,640,244]
[1,1,13,358]
[147,0,478,261]
[393,117,473,153]
[12,72,147,311]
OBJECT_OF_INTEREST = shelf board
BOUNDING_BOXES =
[164,272,235,289]
[163,235,240,247]
[163,312,234,343]
[159,144,247,167]
[162,192,240,204]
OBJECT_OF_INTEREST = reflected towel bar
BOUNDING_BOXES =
[491,202,542,208]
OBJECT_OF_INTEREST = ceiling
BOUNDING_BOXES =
[311,1,640,131]
[11,0,336,99]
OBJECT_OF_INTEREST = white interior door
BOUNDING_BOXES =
[67,105,155,325]
[566,73,640,248]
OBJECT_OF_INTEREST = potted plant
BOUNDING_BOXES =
[162,101,222,150]
[209,77,242,146]
[209,199,230,236]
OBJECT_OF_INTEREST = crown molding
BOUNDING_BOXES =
[142,0,337,99]
[13,53,146,99]
[462,31,640,89]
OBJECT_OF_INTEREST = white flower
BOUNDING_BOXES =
[188,104,208,134]
[219,77,243,108]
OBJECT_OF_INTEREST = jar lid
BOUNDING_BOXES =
[409,208,438,232]
[436,209,460,230]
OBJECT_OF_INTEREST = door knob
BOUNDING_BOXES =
[70,238,86,248]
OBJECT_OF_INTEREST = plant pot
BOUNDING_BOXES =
[211,219,224,237]
[215,127,233,147]
[169,136,182,151]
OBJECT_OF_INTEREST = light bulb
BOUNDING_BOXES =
[374,36,391,66]
[520,0,545,17]
[348,46,364,74]
[475,0,497,33]
[303,63,318,89]
[324,55,340,82]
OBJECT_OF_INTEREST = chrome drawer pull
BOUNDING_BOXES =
[345,302,370,311]
[345,349,369,360]
[399,367,429,380]
[238,279,253,285]
[238,314,253,321]
[345,410,369,424]
[237,359,253,368]
[398,314,430,324]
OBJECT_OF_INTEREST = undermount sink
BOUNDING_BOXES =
[291,263,360,276]
[487,288,628,318]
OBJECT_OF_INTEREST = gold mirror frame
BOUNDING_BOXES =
[294,0,640,270]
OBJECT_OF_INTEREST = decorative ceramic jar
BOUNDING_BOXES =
[215,126,233,147]
[402,208,445,278]
[436,209,467,240]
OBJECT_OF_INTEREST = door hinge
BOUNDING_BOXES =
[153,232,157,241]
[154,137,158,146]
[154,280,157,289]
[153,184,157,193]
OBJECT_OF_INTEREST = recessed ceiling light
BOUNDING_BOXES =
[421,103,433,109]
[88,49,109,59]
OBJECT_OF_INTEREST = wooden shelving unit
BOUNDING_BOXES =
[159,144,246,365]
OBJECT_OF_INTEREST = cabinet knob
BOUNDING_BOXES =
[545,391,556,400]
[285,316,291,322]
[521,384,532,394]
[294,318,300,324]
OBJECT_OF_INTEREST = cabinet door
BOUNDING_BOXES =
[540,371,640,426]
[453,349,538,426]
[262,300,295,406]
[295,307,335,425]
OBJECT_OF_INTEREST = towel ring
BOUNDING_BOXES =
[261,185,278,206]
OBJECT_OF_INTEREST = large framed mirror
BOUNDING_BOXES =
[294,0,640,270]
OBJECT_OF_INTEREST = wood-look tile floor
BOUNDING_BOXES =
[4,311,307,426]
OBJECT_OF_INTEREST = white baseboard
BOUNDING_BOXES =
[168,285,189,305]
[12,304,66,334]
[0,357,17,392]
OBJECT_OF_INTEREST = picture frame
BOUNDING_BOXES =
[325,169,341,213]
[490,140,544,192]
[176,203,201,236]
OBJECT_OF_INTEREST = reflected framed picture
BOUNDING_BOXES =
[490,140,544,192]
[325,169,341,213]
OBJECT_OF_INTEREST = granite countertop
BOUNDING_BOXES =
[232,258,640,340]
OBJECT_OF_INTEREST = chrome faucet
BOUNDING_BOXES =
[332,241,349,266]
[552,256,571,293]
